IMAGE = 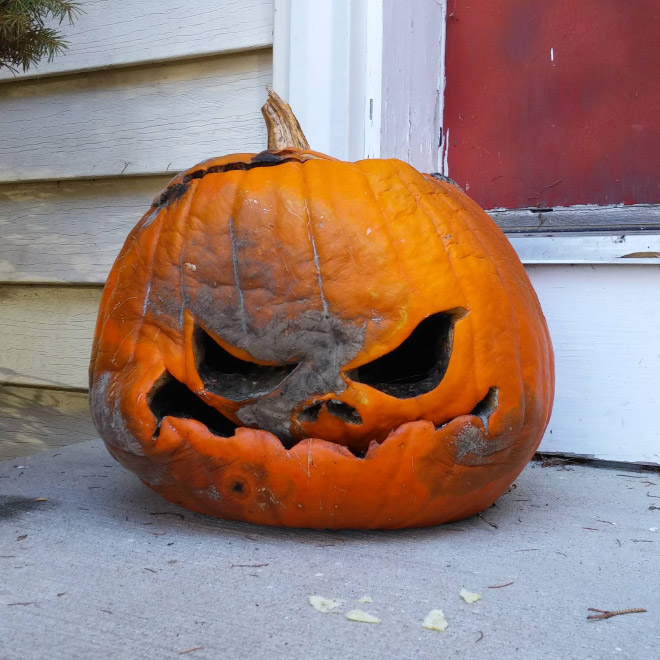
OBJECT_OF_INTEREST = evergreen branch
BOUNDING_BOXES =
[0,0,82,72]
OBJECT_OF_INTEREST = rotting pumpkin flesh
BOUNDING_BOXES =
[89,93,554,529]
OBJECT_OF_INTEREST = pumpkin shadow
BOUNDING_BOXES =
[109,470,526,545]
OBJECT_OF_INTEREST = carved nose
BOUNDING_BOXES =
[298,399,363,425]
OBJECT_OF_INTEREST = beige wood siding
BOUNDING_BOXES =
[0,176,171,284]
[0,286,101,389]
[0,52,271,183]
[0,0,273,460]
[0,0,273,80]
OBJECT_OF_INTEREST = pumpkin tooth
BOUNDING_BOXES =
[469,387,499,434]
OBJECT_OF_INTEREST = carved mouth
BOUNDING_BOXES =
[148,371,499,458]
[149,372,240,438]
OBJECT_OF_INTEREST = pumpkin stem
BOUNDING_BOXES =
[261,88,310,151]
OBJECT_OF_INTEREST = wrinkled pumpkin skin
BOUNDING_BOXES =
[89,148,554,530]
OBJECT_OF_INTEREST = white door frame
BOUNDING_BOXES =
[273,0,383,161]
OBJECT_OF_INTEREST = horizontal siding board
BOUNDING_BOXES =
[0,50,272,183]
[0,385,96,461]
[0,286,102,389]
[0,0,273,81]
[0,176,171,284]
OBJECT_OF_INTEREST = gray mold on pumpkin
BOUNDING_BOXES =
[90,371,146,456]
[191,306,367,443]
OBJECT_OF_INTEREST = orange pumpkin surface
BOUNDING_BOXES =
[89,92,554,529]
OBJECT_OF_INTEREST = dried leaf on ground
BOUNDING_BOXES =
[358,595,373,603]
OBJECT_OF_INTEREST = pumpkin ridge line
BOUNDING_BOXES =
[356,163,416,300]
[463,197,553,413]
[394,167,480,427]
[228,217,248,338]
[126,186,182,367]
[299,165,329,317]
[447,192,527,439]
[92,210,157,368]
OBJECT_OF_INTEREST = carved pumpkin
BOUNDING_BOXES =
[89,91,554,529]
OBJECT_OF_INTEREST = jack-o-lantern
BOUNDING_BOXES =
[89,91,554,529]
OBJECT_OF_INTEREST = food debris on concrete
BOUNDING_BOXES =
[308,595,345,614]
[346,609,381,624]
[460,589,482,603]
[422,609,448,632]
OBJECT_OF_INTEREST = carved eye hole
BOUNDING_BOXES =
[346,308,467,398]
[194,325,298,401]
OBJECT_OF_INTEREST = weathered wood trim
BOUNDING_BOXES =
[278,0,446,168]
[272,0,292,100]
[0,0,274,82]
[380,0,446,172]
[0,50,272,183]
[489,204,660,233]
[0,285,102,389]
[0,385,96,461]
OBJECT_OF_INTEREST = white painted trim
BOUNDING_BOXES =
[360,0,383,159]
[529,265,660,465]
[272,0,292,101]
[509,233,660,265]
[437,1,448,175]
[272,0,384,160]
[380,0,446,172]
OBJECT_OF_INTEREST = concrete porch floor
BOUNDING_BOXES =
[1,439,658,660]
